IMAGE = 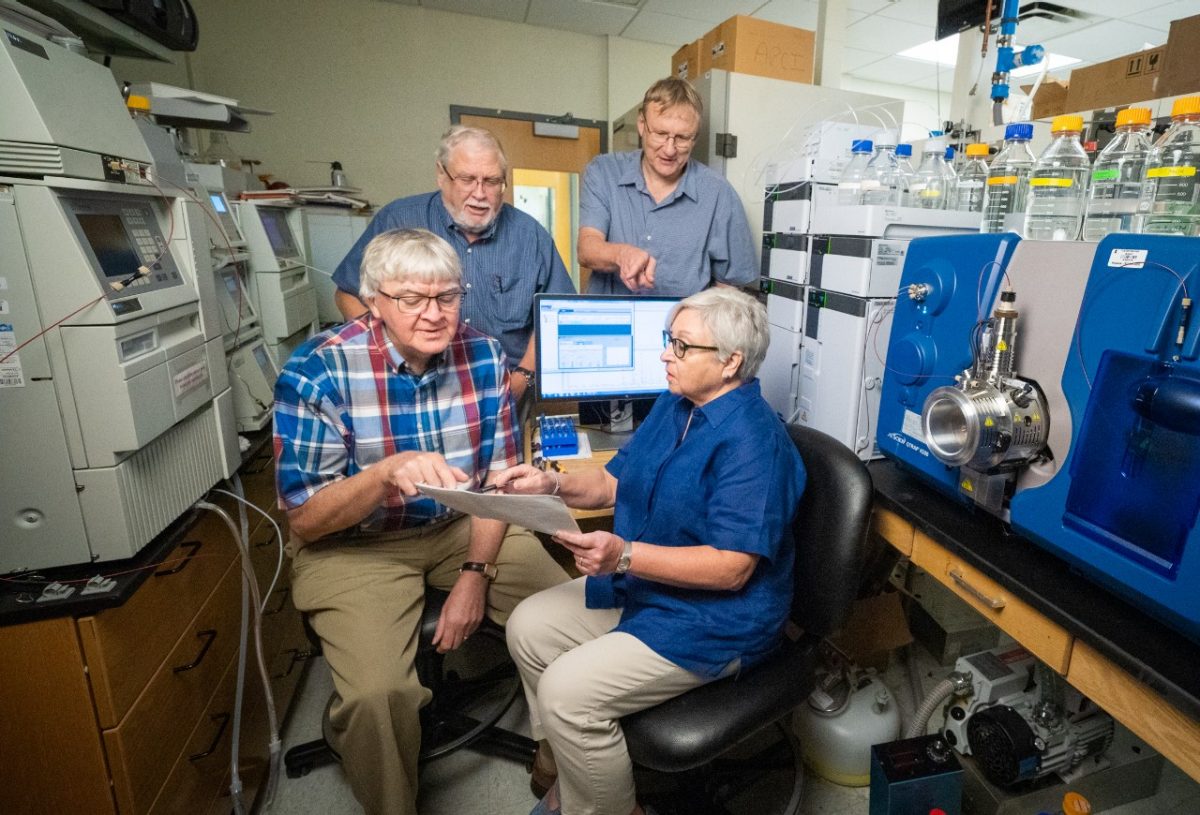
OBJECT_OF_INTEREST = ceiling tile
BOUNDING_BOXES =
[526,0,636,36]
[641,0,760,23]
[1051,0,1175,19]
[1134,0,1200,32]
[849,55,940,85]
[419,0,528,22]
[754,0,820,30]
[846,13,933,52]
[848,0,890,12]
[874,0,938,28]
[1041,19,1169,66]
[841,46,892,72]
[621,11,712,46]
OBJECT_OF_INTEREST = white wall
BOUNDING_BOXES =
[105,0,675,205]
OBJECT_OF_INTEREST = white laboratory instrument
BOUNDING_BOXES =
[302,206,370,325]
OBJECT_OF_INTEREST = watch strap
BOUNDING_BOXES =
[459,561,497,581]
[615,538,633,574]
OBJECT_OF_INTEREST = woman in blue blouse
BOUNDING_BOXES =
[495,287,807,815]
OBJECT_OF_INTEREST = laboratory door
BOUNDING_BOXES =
[452,108,606,291]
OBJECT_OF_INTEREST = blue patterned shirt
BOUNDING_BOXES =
[273,315,521,533]
[580,151,758,296]
[591,380,807,677]
[331,192,575,365]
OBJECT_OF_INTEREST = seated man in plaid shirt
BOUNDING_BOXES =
[273,227,568,815]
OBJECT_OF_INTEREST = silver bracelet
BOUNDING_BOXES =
[550,471,561,496]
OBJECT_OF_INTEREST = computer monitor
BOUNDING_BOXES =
[256,206,302,263]
[535,294,680,418]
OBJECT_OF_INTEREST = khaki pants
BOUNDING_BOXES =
[506,578,715,815]
[290,516,568,815]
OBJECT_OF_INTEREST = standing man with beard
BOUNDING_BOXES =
[578,77,757,296]
[332,126,574,402]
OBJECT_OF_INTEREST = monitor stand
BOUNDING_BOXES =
[579,399,636,451]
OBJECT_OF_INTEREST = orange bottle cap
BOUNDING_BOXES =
[1172,96,1200,117]
[1116,107,1152,127]
[1052,114,1084,133]
[966,143,989,157]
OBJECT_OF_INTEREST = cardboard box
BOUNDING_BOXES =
[1065,46,1163,112]
[829,591,913,671]
[702,15,814,85]
[1161,13,1200,98]
[1021,78,1069,120]
[671,39,703,81]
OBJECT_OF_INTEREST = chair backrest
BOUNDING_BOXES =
[786,424,873,638]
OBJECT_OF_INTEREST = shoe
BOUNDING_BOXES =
[529,740,558,799]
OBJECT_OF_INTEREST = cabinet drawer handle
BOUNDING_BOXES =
[253,530,275,549]
[949,569,1006,609]
[155,540,202,577]
[174,629,218,673]
[189,712,231,762]
[264,586,290,616]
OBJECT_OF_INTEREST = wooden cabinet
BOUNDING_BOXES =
[910,530,1073,674]
[0,451,304,815]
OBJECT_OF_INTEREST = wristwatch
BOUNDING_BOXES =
[615,538,633,574]
[459,561,498,581]
[513,366,535,389]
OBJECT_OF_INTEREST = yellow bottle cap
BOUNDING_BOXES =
[966,143,989,157]
[126,94,151,113]
[1172,96,1200,117]
[1062,791,1092,814]
[1116,107,1152,127]
[1051,114,1084,133]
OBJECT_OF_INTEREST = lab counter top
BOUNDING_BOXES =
[869,458,1200,724]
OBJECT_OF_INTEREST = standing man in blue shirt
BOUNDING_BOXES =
[332,125,575,400]
[578,78,758,296]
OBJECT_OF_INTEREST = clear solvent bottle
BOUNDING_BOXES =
[861,131,903,206]
[981,123,1036,233]
[1082,107,1153,240]
[909,138,949,209]
[1024,115,1089,240]
[1137,96,1200,236]
[838,139,874,205]
[955,144,990,212]
[895,144,917,205]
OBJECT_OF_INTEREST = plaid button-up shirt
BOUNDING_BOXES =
[273,315,520,533]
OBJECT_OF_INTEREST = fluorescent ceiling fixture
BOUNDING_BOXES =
[898,32,1080,77]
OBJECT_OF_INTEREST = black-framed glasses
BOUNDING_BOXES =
[438,162,506,192]
[377,287,465,314]
[663,330,719,359]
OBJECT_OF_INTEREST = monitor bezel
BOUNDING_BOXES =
[533,293,681,403]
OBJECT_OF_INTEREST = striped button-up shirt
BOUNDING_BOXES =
[332,192,575,365]
[581,151,758,297]
[273,315,520,533]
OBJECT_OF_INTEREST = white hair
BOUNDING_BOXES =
[435,125,509,175]
[668,287,770,380]
[358,228,461,299]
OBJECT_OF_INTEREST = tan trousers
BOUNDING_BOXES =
[290,516,569,815]
[506,578,715,815]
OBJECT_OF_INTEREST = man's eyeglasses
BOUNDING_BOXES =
[663,330,719,359]
[439,162,506,192]
[643,125,697,150]
[377,288,465,314]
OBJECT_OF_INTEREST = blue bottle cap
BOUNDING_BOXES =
[1005,122,1034,141]
[930,130,944,137]
[851,139,873,153]
[945,147,955,159]
[896,144,913,157]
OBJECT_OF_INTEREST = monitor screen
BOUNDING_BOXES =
[76,213,142,279]
[209,193,228,214]
[257,207,300,259]
[535,294,680,401]
[936,0,989,40]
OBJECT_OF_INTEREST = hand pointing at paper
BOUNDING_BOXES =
[382,451,469,496]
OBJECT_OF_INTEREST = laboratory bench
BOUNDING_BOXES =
[0,434,308,815]
[869,458,1200,784]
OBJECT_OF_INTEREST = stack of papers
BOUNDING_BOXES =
[417,483,579,536]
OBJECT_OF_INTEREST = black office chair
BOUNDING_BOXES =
[284,587,535,778]
[621,424,875,815]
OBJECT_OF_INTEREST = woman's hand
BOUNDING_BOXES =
[554,529,625,576]
[492,464,557,495]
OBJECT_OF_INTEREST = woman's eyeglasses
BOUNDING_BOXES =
[663,330,718,359]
